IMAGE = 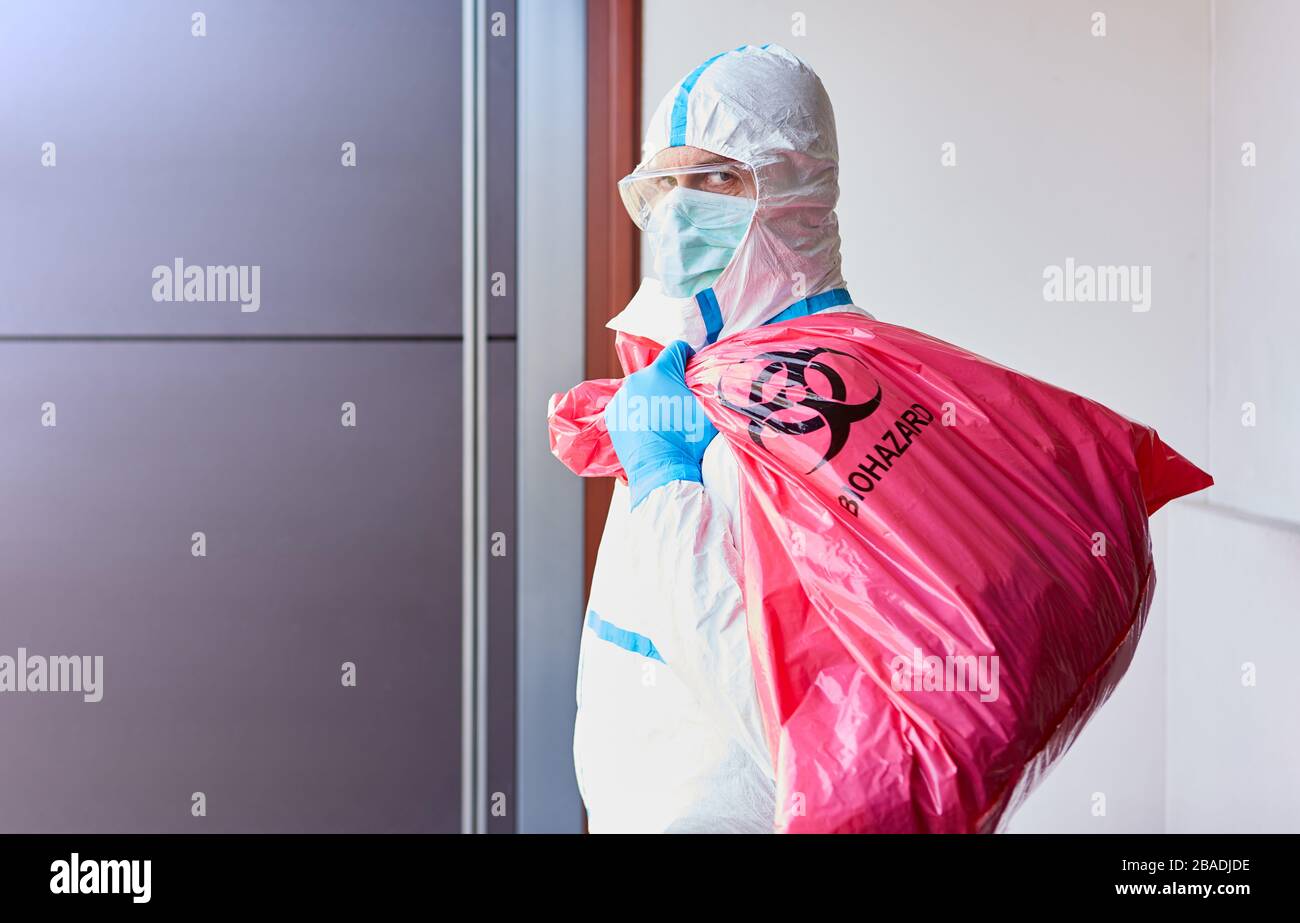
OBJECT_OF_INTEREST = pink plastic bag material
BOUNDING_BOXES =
[549,313,1212,833]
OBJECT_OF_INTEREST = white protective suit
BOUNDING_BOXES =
[573,43,873,833]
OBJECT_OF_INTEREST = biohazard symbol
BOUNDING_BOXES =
[717,346,883,472]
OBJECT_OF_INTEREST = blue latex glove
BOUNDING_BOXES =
[605,340,719,508]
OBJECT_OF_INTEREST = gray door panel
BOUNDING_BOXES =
[0,341,460,832]
[0,0,461,336]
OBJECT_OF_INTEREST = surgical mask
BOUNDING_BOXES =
[646,186,756,298]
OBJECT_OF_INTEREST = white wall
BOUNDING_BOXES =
[641,0,1292,833]
[1207,0,1300,526]
[1159,0,1300,833]
[1165,504,1300,832]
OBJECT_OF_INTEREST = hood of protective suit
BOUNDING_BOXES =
[609,43,852,349]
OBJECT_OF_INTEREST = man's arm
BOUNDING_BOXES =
[605,339,774,779]
[623,472,774,781]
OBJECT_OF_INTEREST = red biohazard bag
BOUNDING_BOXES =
[549,313,1212,833]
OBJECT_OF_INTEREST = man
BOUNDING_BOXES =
[574,43,872,833]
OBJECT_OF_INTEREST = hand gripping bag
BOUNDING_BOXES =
[549,312,1212,833]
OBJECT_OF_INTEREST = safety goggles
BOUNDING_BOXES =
[617,161,756,230]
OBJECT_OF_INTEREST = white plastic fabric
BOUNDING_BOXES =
[574,44,866,832]
[575,452,777,832]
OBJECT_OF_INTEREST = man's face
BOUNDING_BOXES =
[643,146,757,199]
